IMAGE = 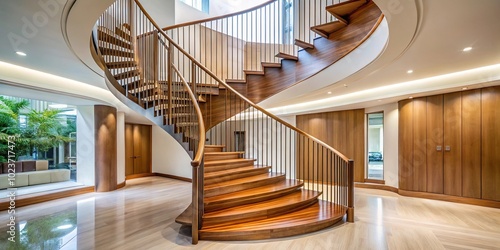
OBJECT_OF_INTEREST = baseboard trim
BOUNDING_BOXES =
[398,190,500,209]
[117,181,126,189]
[125,173,155,180]
[355,182,398,193]
[0,186,94,211]
[355,182,500,209]
[154,173,192,182]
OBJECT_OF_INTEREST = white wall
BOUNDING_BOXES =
[76,106,95,186]
[141,0,176,27]
[151,125,192,179]
[116,112,125,184]
[366,103,399,188]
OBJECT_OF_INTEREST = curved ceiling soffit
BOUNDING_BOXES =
[63,0,115,85]
[260,0,422,109]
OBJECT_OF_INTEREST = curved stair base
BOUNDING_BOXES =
[200,201,346,241]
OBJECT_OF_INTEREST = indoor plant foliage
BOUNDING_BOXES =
[0,97,74,161]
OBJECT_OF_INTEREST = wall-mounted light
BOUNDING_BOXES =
[407,69,413,74]
[462,47,472,52]
[16,51,27,56]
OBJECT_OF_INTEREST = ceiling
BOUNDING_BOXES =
[0,0,499,118]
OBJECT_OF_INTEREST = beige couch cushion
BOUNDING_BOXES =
[50,169,71,182]
[0,175,9,189]
[28,171,51,185]
[35,160,49,171]
[0,173,29,189]
[14,172,29,187]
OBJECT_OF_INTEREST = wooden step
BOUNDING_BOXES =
[99,47,134,58]
[225,79,246,85]
[205,145,225,153]
[115,25,131,41]
[261,62,282,68]
[200,200,346,241]
[244,70,265,76]
[175,203,192,225]
[205,151,244,161]
[204,159,256,173]
[326,0,367,24]
[114,69,140,80]
[203,189,321,227]
[204,165,271,185]
[98,31,132,50]
[204,179,304,212]
[294,39,314,50]
[106,60,136,69]
[204,173,285,197]
[310,21,347,38]
[275,52,298,61]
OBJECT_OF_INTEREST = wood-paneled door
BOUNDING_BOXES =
[481,86,500,201]
[443,92,462,196]
[125,124,152,176]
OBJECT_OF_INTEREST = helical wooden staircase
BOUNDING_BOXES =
[93,0,382,244]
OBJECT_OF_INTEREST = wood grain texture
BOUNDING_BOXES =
[412,98,427,192]
[94,105,117,192]
[443,92,462,196]
[426,95,443,194]
[296,109,364,183]
[3,177,500,248]
[399,99,413,191]
[481,86,500,201]
[125,124,134,176]
[461,89,481,199]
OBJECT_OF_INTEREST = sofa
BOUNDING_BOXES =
[0,160,70,189]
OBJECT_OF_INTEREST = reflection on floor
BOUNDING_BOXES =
[0,181,83,198]
[0,177,499,249]
[367,161,383,179]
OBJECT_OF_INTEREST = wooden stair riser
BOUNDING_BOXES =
[99,47,134,58]
[204,166,271,185]
[204,152,244,161]
[202,190,321,228]
[204,145,225,153]
[97,33,132,50]
[204,174,285,197]
[204,159,256,173]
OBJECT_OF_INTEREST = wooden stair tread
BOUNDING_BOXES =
[205,151,245,161]
[99,47,134,58]
[204,173,285,197]
[226,79,247,84]
[205,172,282,189]
[114,70,140,80]
[294,39,314,49]
[205,145,225,148]
[326,0,367,23]
[205,165,270,179]
[275,52,298,61]
[106,60,136,69]
[204,159,256,172]
[175,203,192,225]
[261,62,282,68]
[200,200,346,240]
[203,189,321,220]
[244,70,265,76]
[310,21,347,38]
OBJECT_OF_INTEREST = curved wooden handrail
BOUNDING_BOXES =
[171,65,206,167]
[134,0,350,162]
[162,0,275,31]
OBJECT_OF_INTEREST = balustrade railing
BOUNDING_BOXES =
[95,0,354,244]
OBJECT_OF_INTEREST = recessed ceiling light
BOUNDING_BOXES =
[462,47,472,52]
[343,84,348,87]
[327,91,332,94]
[408,96,413,99]
[16,51,27,56]
[407,69,413,74]
[462,87,468,90]
[377,99,382,102]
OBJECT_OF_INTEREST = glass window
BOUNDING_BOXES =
[180,0,209,13]
[367,112,383,180]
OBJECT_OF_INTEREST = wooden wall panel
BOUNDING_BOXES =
[413,98,427,192]
[481,86,500,201]
[444,92,462,196]
[461,89,481,198]
[94,105,117,192]
[398,99,413,191]
[296,109,365,183]
[426,95,444,194]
